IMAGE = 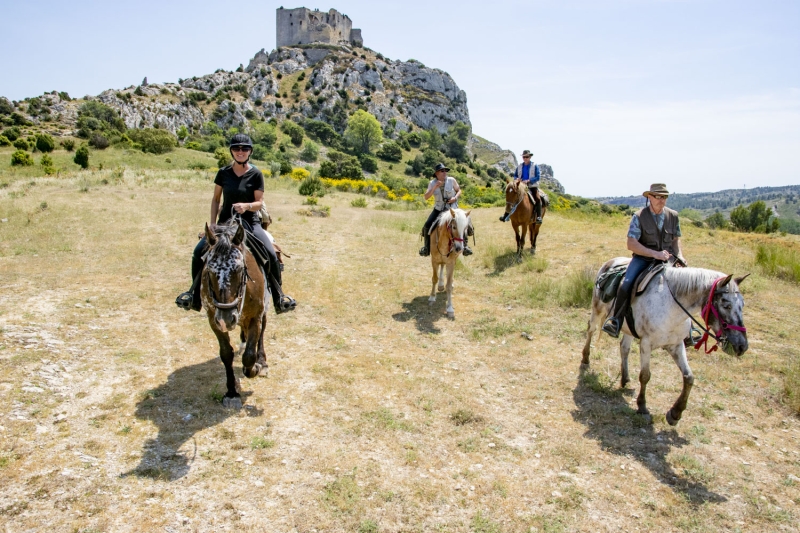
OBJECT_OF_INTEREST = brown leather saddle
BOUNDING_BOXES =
[625,261,667,338]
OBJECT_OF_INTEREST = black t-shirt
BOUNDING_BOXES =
[214,164,264,226]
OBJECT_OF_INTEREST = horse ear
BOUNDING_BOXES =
[232,223,245,246]
[205,223,216,246]
[449,208,455,218]
[465,210,471,218]
[734,273,751,286]
[717,274,734,288]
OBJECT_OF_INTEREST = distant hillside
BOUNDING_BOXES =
[598,185,800,233]
[0,43,564,195]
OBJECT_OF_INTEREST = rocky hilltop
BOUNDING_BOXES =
[2,43,563,192]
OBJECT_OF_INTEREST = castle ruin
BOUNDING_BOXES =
[276,7,363,48]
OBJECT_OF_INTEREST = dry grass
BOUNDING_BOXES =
[1,169,799,532]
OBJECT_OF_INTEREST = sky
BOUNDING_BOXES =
[1,0,798,197]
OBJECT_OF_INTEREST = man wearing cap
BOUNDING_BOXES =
[602,183,686,337]
[419,163,472,257]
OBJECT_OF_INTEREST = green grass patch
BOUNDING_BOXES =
[755,243,800,284]
[323,471,361,514]
[250,436,275,450]
[522,267,594,308]
[363,408,413,431]
[450,408,483,426]
[783,355,800,415]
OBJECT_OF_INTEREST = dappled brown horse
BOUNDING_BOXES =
[201,221,268,408]
[504,180,549,256]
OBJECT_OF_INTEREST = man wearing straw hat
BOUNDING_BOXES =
[602,183,686,338]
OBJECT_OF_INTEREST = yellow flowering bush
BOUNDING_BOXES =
[291,167,310,181]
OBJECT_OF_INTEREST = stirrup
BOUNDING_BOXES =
[602,317,621,338]
[419,246,429,257]
[275,295,296,314]
[535,217,543,224]
[499,213,509,222]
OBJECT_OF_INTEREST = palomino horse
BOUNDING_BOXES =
[201,221,269,408]
[582,258,749,425]
[504,180,549,256]
[429,208,471,319]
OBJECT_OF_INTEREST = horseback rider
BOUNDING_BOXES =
[602,183,686,337]
[175,134,296,314]
[419,163,472,257]
[501,149,542,224]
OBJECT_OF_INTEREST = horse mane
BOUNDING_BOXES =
[208,221,242,261]
[665,267,726,300]
[435,208,469,234]
[436,210,455,228]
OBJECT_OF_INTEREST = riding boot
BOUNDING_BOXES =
[419,232,430,256]
[534,200,543,225]
[499,210,510,222]
[266,251,295,314]
[462,233,473,256]
[602,284,632,338]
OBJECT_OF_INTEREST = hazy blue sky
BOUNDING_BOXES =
[1,0,797,197]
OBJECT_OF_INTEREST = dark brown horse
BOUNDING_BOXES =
[201,221,268,408]
[504,180,549,256]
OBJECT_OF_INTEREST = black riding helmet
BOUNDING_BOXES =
[229,133,253,165]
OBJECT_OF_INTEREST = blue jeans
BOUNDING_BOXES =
[620,255,652,294]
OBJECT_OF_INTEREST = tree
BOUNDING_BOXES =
[176,125,189,142]
[279,120,304,146]
[128,128,177,154]
[35,134,56,153]
[445,121,470,162]
[299,141,319,162]
[74,145,90,169]
[376,141,403,162]
[705,212,729,229]
[344,110,382,154]
[303,119,340,146]
[252,121,277,148]
[730,200,779,233]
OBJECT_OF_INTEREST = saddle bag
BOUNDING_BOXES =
[596,265,627,303]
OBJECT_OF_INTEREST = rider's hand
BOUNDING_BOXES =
[655,250,670,261]
[233,203,247,214]
[447,198,456,204]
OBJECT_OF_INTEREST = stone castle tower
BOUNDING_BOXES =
[276,7,363,48]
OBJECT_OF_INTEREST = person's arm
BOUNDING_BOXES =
[210,185,223,227]
[673,237,685,264]
[448,180,461,204]
[627,237,669,261]
[234,190,263,213]
[424,180,440,201]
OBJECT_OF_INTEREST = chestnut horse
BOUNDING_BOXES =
[503,180,549,256]
[429,208,471,319]
[201,221,268,409]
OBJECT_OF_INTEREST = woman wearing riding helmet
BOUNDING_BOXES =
[175,133,296,314]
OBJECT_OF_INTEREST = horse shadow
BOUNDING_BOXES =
[392,295,450,334]
[122,356,263,481]
[487,250,527,277]
[571,367,726,505]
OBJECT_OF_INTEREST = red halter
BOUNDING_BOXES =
[694,277,747,354]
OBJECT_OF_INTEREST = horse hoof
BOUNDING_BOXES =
[447,311,455,319]
[637,406,650,415]
[244,364,260,379]
[222,396,242,409]
[666,409,680,426]
[258,365,269,377]
[438,286,445,293]
[428,298,436,306]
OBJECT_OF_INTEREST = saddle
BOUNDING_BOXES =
[597,260,666,338]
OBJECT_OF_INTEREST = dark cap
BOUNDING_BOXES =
[521,150,532,158]
[432,163,450,176]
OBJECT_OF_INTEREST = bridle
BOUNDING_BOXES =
[205,264,250,316]
[504,183,523,218]
[435,217,464,258]
[666,273,747,354]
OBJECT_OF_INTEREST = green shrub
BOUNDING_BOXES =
[303,119,339,146]
[730,201,779,233]
[252,144,271,161]
[0,97,13,115]
[127,128,177,154]
[13,138,29,151]
[176,125,189,141]
[76,101,125,138]
[0,135,9,146]
[40,154,56,175]
[252,122,277,148]
[2,127,21,141]
[319,150,363,180]
[376,141,403,162]
[280,120,304,146]
[74,145,90,168]
[279,160,292,175]
[214,147,229,168]
[351,197,368,208]
[61,139,75,151]
[35,134,55,153]
[185,141,202,151]
[299,140,319,162]
[11,149,34,166]
[705,211,729,229]
[359,154,378,173]
[89,133,110,149]
[298,175,325,196]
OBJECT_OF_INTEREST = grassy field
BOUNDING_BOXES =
[1,167,799,532]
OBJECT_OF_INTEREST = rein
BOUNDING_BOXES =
[665,274,746,354]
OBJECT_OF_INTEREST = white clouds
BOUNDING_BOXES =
[472,90,800,197]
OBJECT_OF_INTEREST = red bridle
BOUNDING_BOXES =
[694,277,747,354]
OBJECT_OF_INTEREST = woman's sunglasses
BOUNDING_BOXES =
[231,146,251,152]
